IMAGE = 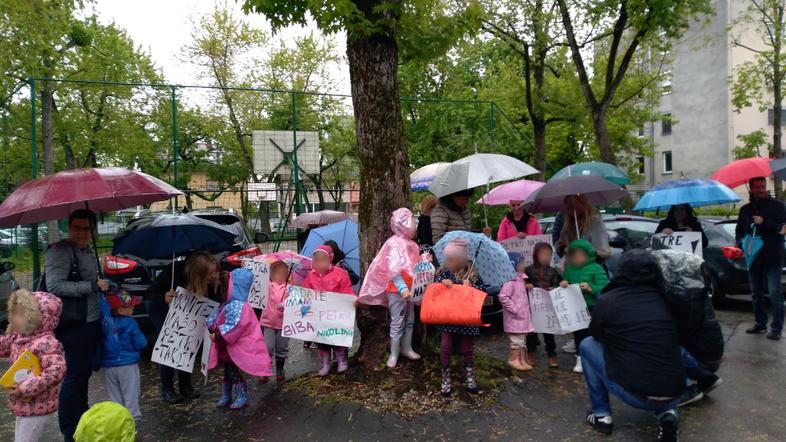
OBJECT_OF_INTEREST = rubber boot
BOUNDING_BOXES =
[336,348,349,373]
[400,328,421,361]
[275,357,286,382]
[216,382,233,408]
[440,368,452,397]
[518,349,533,371]
[387,338,401,368]
[465,366,479,394]
[318,349,331,376]
[229,382,248,410]
[508,349,530,371]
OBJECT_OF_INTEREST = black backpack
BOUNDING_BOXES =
[37,246,88,328]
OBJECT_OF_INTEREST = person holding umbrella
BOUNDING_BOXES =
[496,200,542,241]
[555,195,611,260]
[431,190,492,243]
[735,177,786,340]
[44,209,110,442]
[655,204,708,249]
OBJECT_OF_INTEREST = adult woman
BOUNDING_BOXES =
[497,200,542,242]
[431,189,491,242]
[556,194,611,259]
[655,203,708,249]
[148,251,228,404]
[416,195,438,250]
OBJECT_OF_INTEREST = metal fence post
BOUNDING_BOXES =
[29,78,40,283]
[290,91,302,215]
[171,86,179,210]
[489,102,497,147]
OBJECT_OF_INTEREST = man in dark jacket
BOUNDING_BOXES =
[735,177,786,340]
[580,249,684,442]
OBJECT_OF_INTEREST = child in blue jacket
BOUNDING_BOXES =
[101,291,147,421]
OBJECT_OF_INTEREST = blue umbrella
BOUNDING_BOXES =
[634,178,740,211]
[111,214,238,260]
[300,220,360,283]
[432,231,516,288]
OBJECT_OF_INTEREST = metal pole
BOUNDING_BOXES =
[29,78,40,284]
[171,86,179,210]
[291,91,302,215]
[489,102,497,148]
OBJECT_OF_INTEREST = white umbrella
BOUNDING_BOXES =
[410,162,450,191]
[291,210,357,229]
[428,153,539,226]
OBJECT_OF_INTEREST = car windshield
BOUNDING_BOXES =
[604,220,659,244]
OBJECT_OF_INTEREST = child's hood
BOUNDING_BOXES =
[6,290,62,335]
[390,207,416,239]
[567,239,597,264]
[227,268,254,303]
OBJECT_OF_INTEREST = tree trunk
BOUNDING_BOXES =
[41,82,60,244]
[591,108,616,164]
[773,56,783,198]
[347,22,410,371]
[532,120,547,179]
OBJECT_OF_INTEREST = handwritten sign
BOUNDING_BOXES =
[151,287,219,372]
[528,284,590,334]
[411,260,436,304]
[500,234,555,268]
[242,258,270,309]
[200,328,211,384]
[282,286,356,347]
[652,232,703,258]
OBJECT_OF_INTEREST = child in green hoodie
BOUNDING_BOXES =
[560,239,608,374]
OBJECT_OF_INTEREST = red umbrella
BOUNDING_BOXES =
[0,167,183,226]
[711,157,773,189]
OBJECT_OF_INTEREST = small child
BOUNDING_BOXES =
[524,242,562,368]
[560,239,608,373]
[303,245,355,376]
[259,260,291,383]
[435,238,489,397]
[74,401,135,442]
[207,268,272,409]
[0,290,66,442]
[101,291,147,421]
[498,256,534,372]
[358,208,422,368]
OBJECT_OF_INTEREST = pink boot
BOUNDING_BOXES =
[318,349,331,376]
[336,348,349,373]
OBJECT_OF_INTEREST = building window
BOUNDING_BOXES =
[661,71,673,95]
[637,125,645,137]
[637,156,645,174]
[662,114,672,135]
[663,151,673,174]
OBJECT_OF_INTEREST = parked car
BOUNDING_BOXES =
[103,209,268,334]
[539,214,661,277]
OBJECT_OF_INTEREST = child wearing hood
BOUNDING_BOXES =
[303,245,355,376]
[1,290,66,442]
[435,238,489,397]
[206,268,273,410]
[359,208,422,368]
[259,260,291,383]
[560,239,608,373]
[499,255,534,372]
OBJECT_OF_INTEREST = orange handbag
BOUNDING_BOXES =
[419,282,488,326]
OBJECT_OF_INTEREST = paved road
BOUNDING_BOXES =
[1,300,783,441]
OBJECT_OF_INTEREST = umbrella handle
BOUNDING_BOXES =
[86,202,104,280]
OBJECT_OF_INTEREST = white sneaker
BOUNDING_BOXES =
[562,340,576,354]
[573,356,583,373]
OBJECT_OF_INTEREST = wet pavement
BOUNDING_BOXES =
[1,300,784,441]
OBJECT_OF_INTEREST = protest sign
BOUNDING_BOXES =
[500,234,555,267]
[652,231,703,258]
[151,287,219,372]
[282,286,356,347]
[242,258,270,309]
[528,284,590,334]
[200,328,211,384]
[410,260,436,304]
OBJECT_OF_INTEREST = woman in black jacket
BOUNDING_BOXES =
[655,203,708,249]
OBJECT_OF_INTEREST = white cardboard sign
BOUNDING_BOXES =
[528,284,591,334]
[411,260,436,304]
[651,231,703,258]
[242,258,270,310]
[282,286,356,347]
[500,234,555,268]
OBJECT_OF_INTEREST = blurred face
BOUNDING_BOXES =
[673,204,689,222]
[515,260,527,273]
[205,263,219,286]
[270,264,289,283]
[568,249,588,267]
[68,218,93,248]
[10,307,27,333]
[444,255,468,273]
[313,252,331,274]
[452,194,470,208]
[750,179,768,199]
[536,248,553,267]
[510,201,524,219]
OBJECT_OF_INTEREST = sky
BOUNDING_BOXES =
[87,0,351,95]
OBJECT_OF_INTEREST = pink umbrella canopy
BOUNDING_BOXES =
[476,179,545,206]
[291,210,357,229]
[259,250,312,285]
[711,157,773,189]
[0,167,183,226]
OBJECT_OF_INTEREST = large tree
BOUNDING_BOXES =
[555,0,711,165]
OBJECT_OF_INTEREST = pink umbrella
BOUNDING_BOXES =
[259,250,312,285]
[0,167,182,226]
[711,157,773,189]
[291,210,357,229]
[476,179,544,206]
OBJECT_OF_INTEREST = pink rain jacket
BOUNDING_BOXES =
[498,273,535,334]
[207,268,272,376]
[302,266,355,295]
[497,215,543,242]
[358,208,421,307]
[0,291,65,417]
[259,282,288,330]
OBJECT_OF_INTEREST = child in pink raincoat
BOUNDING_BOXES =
[206,267,272,410]
[302,245,355,376]
[359,208,422,368]
[1,290,66,442]
[498,256,534,372]
[259,260,291,383]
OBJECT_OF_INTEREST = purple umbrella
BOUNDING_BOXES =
[475,179,544,206]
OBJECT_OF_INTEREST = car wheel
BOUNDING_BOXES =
[709,273,726,308]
